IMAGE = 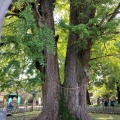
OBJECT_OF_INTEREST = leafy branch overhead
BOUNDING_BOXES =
[58,1,120,51]
[0,2,55,91]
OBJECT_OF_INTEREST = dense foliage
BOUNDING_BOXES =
[0,4,55,92]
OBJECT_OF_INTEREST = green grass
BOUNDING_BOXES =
[13,111,39,116]
[89,113,120,120]
[6,111,39,120]
[6,111,120,120]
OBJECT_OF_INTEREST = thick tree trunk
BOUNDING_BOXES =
[64,33,92,120]
[32,0,96,120]
[64,1,95,120]
[32,0,60,120]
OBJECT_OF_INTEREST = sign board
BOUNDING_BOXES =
[0,110,6,120]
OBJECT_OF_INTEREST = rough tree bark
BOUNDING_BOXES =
[32,0,60,120]
[64,1,96,120]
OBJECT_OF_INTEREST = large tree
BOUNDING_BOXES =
[0,0,120,120]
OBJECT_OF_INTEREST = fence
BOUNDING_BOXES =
[0,106,42,114]
[87,106,120,114]
[0,106,41,120]
[1,106,120,114]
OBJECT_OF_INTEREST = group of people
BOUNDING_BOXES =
[102,99,116,107]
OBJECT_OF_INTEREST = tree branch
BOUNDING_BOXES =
[99,3,120,25]
[31,0,42,27]
[100,11,120,25]
[90,54,119,61]
[113,32,120,35]
[5,12,21,18]
[107,3,120,22]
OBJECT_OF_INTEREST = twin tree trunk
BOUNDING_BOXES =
[33,0,95,120]
[63,1,95,119]
[33,0,60,120]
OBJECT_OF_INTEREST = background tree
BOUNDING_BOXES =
[89,35,120,103]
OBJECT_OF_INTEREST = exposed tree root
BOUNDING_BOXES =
[31,104,58,120]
